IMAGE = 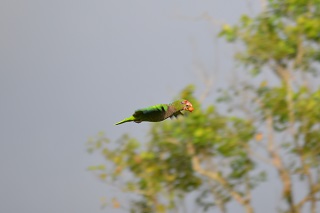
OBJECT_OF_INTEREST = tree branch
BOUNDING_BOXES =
[187,143,254,213]
[265,112,296,213]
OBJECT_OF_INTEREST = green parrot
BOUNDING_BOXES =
[115,99,194,125]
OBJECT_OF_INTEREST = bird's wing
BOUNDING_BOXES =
[133,104,168,117]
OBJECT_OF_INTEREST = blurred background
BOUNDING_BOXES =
[2,0,320,213]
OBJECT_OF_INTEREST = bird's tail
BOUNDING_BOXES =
[114,116,135,125]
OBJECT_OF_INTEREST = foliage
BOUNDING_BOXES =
[219,0,320,76]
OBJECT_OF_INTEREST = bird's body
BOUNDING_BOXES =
[115,100,194,125]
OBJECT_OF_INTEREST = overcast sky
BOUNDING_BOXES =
[0,1,277,213]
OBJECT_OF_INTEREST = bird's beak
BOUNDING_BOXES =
[188,106,194,112]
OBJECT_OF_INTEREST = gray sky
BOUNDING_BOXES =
[0,1,270,213]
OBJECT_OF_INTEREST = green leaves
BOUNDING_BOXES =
[219,24,238,42]
[220,0,320,76]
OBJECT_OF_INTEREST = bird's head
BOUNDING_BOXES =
[181,100,194,112]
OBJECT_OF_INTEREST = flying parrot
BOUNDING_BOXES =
[115,99,194,125]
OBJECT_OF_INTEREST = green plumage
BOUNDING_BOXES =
[115,100,190,125]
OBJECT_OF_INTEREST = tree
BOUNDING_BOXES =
[88,1,320,212]
[219,0,320,212]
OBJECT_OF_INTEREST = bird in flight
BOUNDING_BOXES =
[115,99,194,125]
